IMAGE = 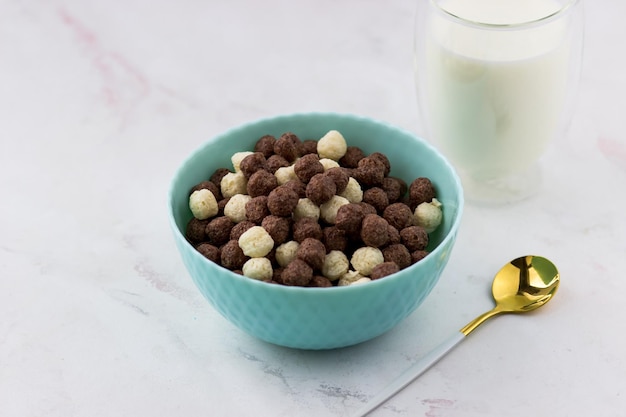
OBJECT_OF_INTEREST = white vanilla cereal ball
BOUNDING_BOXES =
[339,177,363,203]
[224,193,252,223]
[317,130,348,161]
[242,257,273,281]
[189,189,218,220]
[337,270,365,286]
[221,171,247,198]
[275,241,300,267]
[319,158,340,171]
[320,195,350,224]
[231,151,254,173]
[293,198,320,221]
[351,247,384,276]
[322,250,350,281]
[351,277,372,286]
[238,225,274,258]
[414,198,443,233]
[274,165,298,185]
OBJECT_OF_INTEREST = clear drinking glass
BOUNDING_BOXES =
[414,0,584,204]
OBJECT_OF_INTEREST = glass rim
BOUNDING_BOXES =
[430,0,581,29]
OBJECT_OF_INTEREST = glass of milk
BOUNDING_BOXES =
[414,0,584,204]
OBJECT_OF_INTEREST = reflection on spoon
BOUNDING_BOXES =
[354,255,560,417]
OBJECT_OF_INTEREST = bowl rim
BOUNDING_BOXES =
[167,111,464,294]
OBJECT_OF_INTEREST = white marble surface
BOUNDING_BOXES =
[1,1,625,416]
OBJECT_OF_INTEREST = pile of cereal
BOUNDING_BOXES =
[185,130,443,287]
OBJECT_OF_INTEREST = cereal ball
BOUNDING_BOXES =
[221,240,249,270]
[254,135,276,158]
[231,151,254,173]
[294,153,325,183]
[186,217,209,243]
[245,196,269,224]
[224,194,252,223]
[360,214,390,248]
[238,225,274,258]
[363,187,389,214]
[317,130,347,161]
[274,133,300,162]
[320,195,350,225]
[387,223,401,245]
[339,146,366,168]
[281,179,307,198]
[369,152,391,176]
[322,250,349,281]
[230,220,255,240]
[308,275,333,288]
[319,158,340,171]
[383,202,414,231]
[370,262,400,280]
[274,165,298,185]
[293,198,321,221]
[189,189,219,220]
[210,168,231,189]
[239,152,268,179]
[190,180,222,202]
[382,177,408,203]
[196,243,220,264]
[247,170,278,197]
[337,270,365,286]
[324,167,349,194]
[382,244,412,269]
[296,238,326,270]
[220,171,248,198]
[358,202,378,216]
[292,217,323,242]
[300,140,319,156]
[205,216,235,246]
[261,215,291,244]
[353,156,385,187]
[306,173,336,205]
[351,277,373,285]
[272,267,285,284]
[322,226,348,252]
[282,258,313,286]
[409,177,436,210]
[267,154,289,173]
[275,240,300,267]
[411,250,430,264]
[351,247,384,276]
[339,177,363,203]
[242,257,273,281]
[267,186,299,217]
[414,198,443,233]
[400,225,429,252]
[335,203,365,235]
[217,197,230,216]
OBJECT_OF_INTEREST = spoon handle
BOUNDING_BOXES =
[352,331,465,417]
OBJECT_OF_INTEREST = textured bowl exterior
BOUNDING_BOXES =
[168,113,463,349]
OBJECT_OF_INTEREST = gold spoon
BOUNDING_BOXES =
[354,255,560,416]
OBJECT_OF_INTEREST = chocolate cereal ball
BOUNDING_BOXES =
[363,187,389,214]
[400,225,429,252]
[196,243,221,264]
[322,226,348,252]
[254,135,276,158]
[387,223,401,245]
[261,215,291,245]
[296,238,326,271]
[308,275,333,288]
[190,180,222,201]
[245,196,270,224]
[300,140,319,156]
[293,217,323,242]
[267,186,299,217]
[334,203,365,235]
[186,218,209,243]
[353,156,385,187]
[409,177,436,210]
[209,167,231,189]
[230,220,255,241]
[382,177,408,203]
[267,154,290,173]
[294,154,324,183]
[360,214,390,248]
[306,173,336,205]
[411,250,430,264]
[220,240,248,270]
[339,146,366,168]
[382,244,412,269]
[324,167,349,194]
[247,170,278,197]
[239,152,268,179]
[281,259,313,286]
[282,179,307,198]
[383,202,413,231]
[274,132,300,162]
[370,262,400,280]
[205,216,235,246]
[369,152,391,176]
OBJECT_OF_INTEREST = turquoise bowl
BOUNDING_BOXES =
[168,113,463,350]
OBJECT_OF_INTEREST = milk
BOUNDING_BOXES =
[418,0,573,181]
